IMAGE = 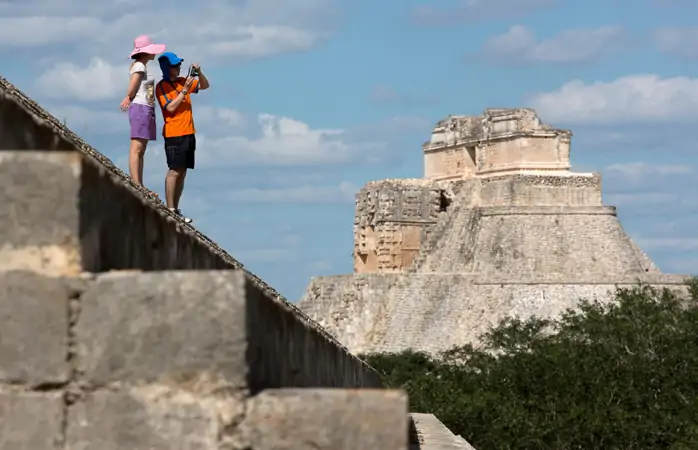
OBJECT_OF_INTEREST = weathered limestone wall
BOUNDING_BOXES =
[354,179,449,273]
[370,274,689,354]
[301,274,402,352]
[477,173,602,207]
[301,273,689,355]
[423,145,476,181]
[423,109,571,181]
[476,133,570,176]
[3,151,233,275]
[416,205,660,276]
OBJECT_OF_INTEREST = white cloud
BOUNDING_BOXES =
[0,0,335,63]
[224,181,357,203]
[16,1,423,170]
[654,26,698,58]
[0,0,140,16]
[605,162,693,180]
[36,58,123,101]
[197,25,319,58]
[530,75,698,123]
[195,106,249,132]
[412,0,555,25]
[0,16,102,47]
[601,161,698,225]
[482,25,626,64]
[196,113,387,167]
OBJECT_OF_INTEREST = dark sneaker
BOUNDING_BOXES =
[169,208,192,224]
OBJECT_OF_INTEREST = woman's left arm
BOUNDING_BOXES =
[120,72,144,111]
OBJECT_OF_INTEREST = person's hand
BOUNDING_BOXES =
[119,96,131,112]
[183,76,196,92]
[191,63,200,71]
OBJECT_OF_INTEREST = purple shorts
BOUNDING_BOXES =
[128,103,156,141]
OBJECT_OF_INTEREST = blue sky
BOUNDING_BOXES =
[2,0,697,299]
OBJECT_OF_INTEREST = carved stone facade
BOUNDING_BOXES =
[354,179,449,273]
[302,108,689,355]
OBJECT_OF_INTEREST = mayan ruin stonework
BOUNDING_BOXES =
[0,76,475,449]
[299,108,690,355]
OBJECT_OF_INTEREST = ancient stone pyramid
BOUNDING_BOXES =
[299,108,688,355]
[0,75,473,448]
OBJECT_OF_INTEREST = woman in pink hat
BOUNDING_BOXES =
[120,35,166,196]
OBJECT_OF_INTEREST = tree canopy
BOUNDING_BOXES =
[361,280,698,450]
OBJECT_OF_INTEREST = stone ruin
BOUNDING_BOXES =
[299,108,689,355]
[0,76,474,449]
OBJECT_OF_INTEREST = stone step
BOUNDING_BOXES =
[410,413,476,449]
[0,269,408,449]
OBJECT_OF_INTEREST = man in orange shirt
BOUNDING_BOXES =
[156,52,210,223]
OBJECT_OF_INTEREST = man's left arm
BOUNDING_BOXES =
[193,64,210,91]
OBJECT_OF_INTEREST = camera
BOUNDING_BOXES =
[188,65,199,77]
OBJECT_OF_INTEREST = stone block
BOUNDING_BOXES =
[243,272,381,391]
[77,154,232,273]
[67,388,225,450]
[0,150,234,275]
[0,152,82,275]
[0,391,64,449]
[76,271,248,389]
[241,388,408,450]
[76,270,380,392]
[0,271,73,385]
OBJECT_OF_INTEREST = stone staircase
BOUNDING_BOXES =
[417,207,482,273]
[407,199,463,273]
[0,75,475,449]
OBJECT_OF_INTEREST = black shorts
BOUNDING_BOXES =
[164,134,196,169]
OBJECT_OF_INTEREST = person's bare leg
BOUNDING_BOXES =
[128,138,147,186]
[165,169,181,209]
[174,169,187,208]
[139,141,148,183]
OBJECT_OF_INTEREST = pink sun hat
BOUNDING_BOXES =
[129,35,166,58]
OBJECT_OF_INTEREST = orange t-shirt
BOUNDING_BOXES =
[156,78,200,138]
